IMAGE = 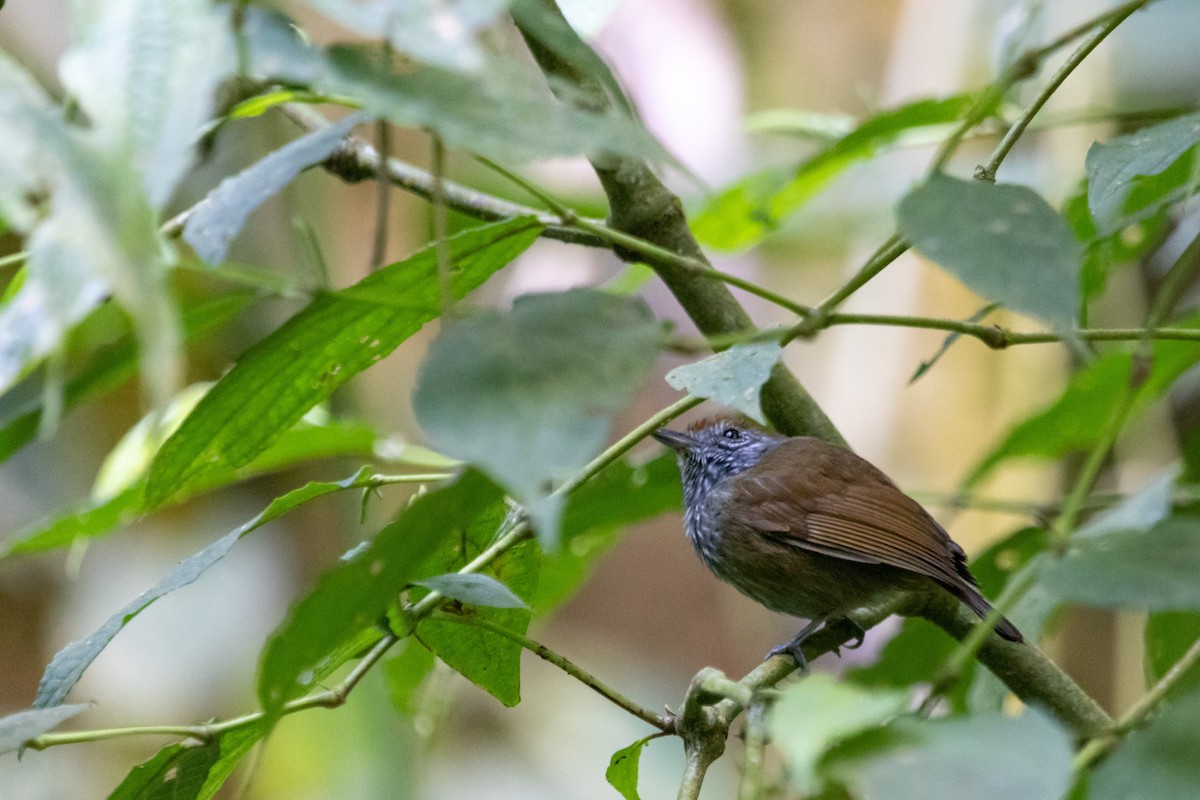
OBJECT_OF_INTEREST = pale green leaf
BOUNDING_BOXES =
[2,417,388,559]
[826,712,1073,800]
[0,704,88,755]
[1090,686,1200,800]
[768,674,907,794]
[413,289,659,545]
[1039,517,1200,611]
[665,342,781,424]
[183,113,367,264]
[414,573,527,609]
[304,0,506,72]
[243,9,668,164]
[898,174,1081,330]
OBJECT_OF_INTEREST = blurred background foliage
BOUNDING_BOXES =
[2,0,1200,798]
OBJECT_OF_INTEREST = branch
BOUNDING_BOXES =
[279,103,608,248]
[513,4,844,446]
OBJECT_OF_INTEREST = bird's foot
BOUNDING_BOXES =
[766,640,809,673]
[843,619,866,650]
[764,616,828,672]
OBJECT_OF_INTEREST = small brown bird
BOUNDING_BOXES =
[653,416,1022,667]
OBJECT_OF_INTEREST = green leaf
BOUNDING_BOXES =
[106,743,185,799]
[1066,178,1176,302]
[1144,612,1200,701]
[104,739,221,800]
[257,470,502,717]
[183,112,368,264]
[0,293,251,465]
[2,417,388,559]
[383,638,438,717]
[825,712,1073,800]
[1090,685,1200,800]
[0,704,87,755]
[694,94,976,250]
[34,468,378,710]
[414,289,659,545]
[664,342,781,424]
[964,329,1200,487]
[768,673,907,794]
[91,383,211,502]
[414,573,527,608]
[605,735,656,800]
[1038,517,1200,611]
[144,217,542,509]
[898,174,1081,330]
[243,10,669,165]
[194,724,269,800]
[537,451,681,612]
[1086,110,1200,235]
[413,501,540,707]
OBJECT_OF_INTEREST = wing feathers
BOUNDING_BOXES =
[724,437,970,588]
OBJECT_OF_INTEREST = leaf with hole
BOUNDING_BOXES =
[665,342,781,424]
[606,735,656,800]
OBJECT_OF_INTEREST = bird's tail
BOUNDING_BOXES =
[955,585,1024,643]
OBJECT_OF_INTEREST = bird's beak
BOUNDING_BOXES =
[652,427,697,452]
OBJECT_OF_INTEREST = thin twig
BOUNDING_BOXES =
[978,0,1153,181]
[1073,634,1200,771]
[433,613,671,731]
[369,119,392,270]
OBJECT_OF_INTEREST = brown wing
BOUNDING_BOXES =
[722,436,970,589]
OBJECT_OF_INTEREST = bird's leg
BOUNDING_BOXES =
[765,615,828,672]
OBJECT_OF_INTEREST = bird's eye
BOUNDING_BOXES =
[722,428,742,441]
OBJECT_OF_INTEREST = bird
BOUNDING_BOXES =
[652,416,1022,668]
